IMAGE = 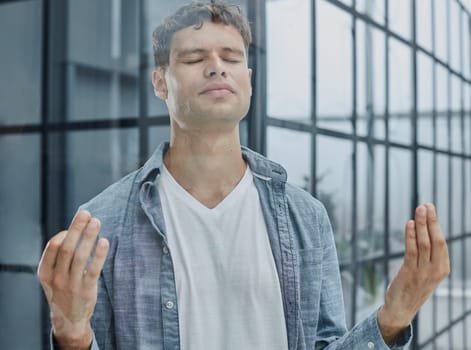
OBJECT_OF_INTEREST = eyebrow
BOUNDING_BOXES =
[175,47,245,59]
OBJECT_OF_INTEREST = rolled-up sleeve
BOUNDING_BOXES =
[50,329,100,350]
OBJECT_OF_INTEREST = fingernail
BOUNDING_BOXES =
[417,206,426,216]
[98,239,109,248]
[88,218,100,229]
[425,203,435,212]
[76,210,90,221]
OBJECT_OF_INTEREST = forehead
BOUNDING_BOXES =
[169,22,246,57]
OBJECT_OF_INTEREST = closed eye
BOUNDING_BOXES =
[185,59,203,64]
[224,58,241,63]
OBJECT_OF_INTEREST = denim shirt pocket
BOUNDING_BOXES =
[297,247,323,346]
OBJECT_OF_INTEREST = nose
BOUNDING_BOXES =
[204,57,226,78]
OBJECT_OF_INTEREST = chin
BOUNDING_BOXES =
[200,106,245,120]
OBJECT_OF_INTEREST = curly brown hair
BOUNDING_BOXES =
[152,1,252,68]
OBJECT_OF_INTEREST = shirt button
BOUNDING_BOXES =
[367,341,375,349]
[162,246,169,255]
[165,300,174,309]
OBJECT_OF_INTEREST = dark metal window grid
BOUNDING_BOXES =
[1,0,470,349]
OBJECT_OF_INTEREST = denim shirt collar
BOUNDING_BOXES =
[134,141,288,184]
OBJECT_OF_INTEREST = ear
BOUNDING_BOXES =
[152,68,168,100]
[248,68,253,97]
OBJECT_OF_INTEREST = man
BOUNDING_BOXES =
[37,1,450,349]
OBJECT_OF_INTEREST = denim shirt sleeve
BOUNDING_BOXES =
[286,185,412,350]
[313,200,413,350]
[49,329,100,350]
[318,309,412,350]
[89,275,115,349]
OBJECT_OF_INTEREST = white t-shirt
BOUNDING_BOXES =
[158,164,288,350]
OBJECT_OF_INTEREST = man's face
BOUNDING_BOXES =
[152,21,252,132]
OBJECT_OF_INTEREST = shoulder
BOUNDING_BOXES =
[284,183,334,250]
[285,183,329,220]
[80,170,139,214]
[80,142,166,221]
[78,168,142,241]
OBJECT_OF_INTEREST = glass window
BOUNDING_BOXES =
[148,125,171,152]
[388,0,410,40]
[467,237,471,285]
[356,22,386,139]
[0,134,41,266]
[436,331,451,350]
[389,148,412,253]
[357,143,385,257]
[317,136,353,264]
[417,52,434,146]
[464,85,471,154]
[451,321,465,350]
[67,66,138,120]
[0,273,42,349]
[436,64,449,151]
[389,38,412,145]
[452,157,463,237]
[435,0,448,63]
[267,127,311,190]
[418,296,435,345]
[462,12,470,79]
[451,240,464,319]
[450,1,461,73]
[267,0,312,123]
[356,262,385,324]
[466,161,471,233]
[436,154,449,238]
[451,76,462,153]
[437,289,453,345]
[64,128,139,221]
[0,0,42,126]
[418,150,434,204]
[64,0,139,121]
[317,1,353,133]
[356,0,385,25]
[338,0,352,7]
[417,0,432,51]
[239,119,249,147]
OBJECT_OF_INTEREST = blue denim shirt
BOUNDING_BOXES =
[52,142,411,349]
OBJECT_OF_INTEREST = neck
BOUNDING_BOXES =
[163,125,246,208]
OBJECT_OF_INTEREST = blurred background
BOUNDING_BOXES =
[1,0,470,349]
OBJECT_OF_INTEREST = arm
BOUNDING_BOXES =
[38,210,109,350]
[315,203,448,349]
[377,203,450,344]
[314,205,407,349]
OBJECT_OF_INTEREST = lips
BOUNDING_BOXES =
[200,83,235,95]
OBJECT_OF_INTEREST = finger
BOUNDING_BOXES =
[424,203,449,263]
[403,220,418,268]
[55,210,92,278]
[37,231,67,284]
[415,205,431,268]
[69,218,101,283]
[83,238,109,287]
[424,203,445,244]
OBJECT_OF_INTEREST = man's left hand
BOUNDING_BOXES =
[377,203,450,345]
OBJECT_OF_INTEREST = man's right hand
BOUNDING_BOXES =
[37,210,109,350]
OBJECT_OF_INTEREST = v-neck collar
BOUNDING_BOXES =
[159,163,253,215]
